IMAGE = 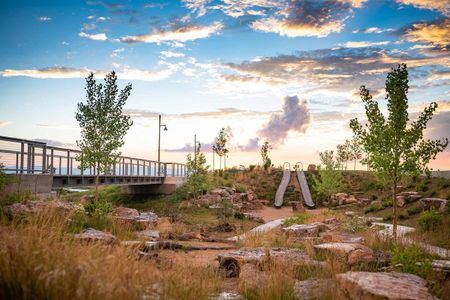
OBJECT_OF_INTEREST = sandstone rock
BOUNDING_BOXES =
[218,248,324,277]
[336,271,435,300]
[314,243,374,266]
[9,200,81,217]
[282,222,328,238]
[211,188,231,198]
[179,231,207,241]
[358,197,371,205]
[112,207,158,228]
[396,195,406,207]
[238,263,269,291]
[74,228,117,244]
[321,231,364,244]
[420,198,447,211]
[289,201,305,212]
[432,260,450,272]
[294,279,336,300]
[344,211,356,217]
[331,193,358,206]
[112,206,140,219]
[136,229,160,241]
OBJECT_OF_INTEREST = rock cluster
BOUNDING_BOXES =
[74,228,117,244]
[9,200,82,217]
[314,242,375,266]
[420,197,448,212]
[112,207,158,228]
[282,222,329,238]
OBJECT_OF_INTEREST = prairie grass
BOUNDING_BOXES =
[0,209,222,300]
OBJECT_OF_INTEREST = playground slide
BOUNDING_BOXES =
[274,168,290,208]
[296,170,315,208]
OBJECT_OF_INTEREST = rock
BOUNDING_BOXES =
[396,185,404,193]
[314,243,374,266]
[243,213,265,223]
[210,223,236,233]
[321,231,364,244]
[238,263,270,291]
[218,248,324,277]
[420,198,447,211]
[282,222,328,238]
[9,200,81,217]
[136,230,160,241]
[211,188,231,198]
[336,271,435,300]
[74,228,117,244]
[179,232,207,241]
[345,211,356,217]
[294,279,336,300]
[396,195,406,207]
[358,197,371,205]
[211,291,242,300]
[331,193,358,206]
[112,206,140,219]
[307,164,317,171]
[408,194,422,203]
[432,260,450,272]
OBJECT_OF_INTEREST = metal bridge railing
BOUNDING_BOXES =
[0,135,186,177]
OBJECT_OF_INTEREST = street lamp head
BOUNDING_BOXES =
[163,125,168,131]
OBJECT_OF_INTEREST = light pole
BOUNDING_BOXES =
[158,114,167,176]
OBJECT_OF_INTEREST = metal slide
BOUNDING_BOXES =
[274,163,291,208]
[295,162,315,208]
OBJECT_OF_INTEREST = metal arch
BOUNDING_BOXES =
[283,162,291,171]
[295,162,303,171]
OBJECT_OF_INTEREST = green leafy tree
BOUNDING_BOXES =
[336,140,352,170]
[350,64,448,238]
[313,150,344,203]
[350,138,363,170]
[212,128,229,170]
[75,71,133,201]
[185,144,210,198]
[260,141,272,171]
[0,163,7,191]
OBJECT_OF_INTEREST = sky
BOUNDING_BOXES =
[0,0,449,170]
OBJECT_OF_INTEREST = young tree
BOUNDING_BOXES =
[350,64,448,238]
[212,128,229,170]
[336,140,351,170]
[185,143,209,198]
[313,150,344,203]
[75,71,133,201]
[350,138,363,170]
[260,140,272,171]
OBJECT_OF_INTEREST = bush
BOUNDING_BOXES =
[418,210,443,232]
[84,199,113,216]
[391,245,433,278]
[406,206,422,215]
[234,183,247,193]
[398,211,409,220]
[282,213,311,227]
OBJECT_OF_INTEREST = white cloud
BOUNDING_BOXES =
[160,50,185,58]
[339,41,390,48]
[0,121,12,128]
[111,48,124,58]
[78,31,108,41]
[38,16,51,21]
[120,22,223,43]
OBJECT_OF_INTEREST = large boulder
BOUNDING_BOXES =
[282,222,328,238]
[321,231,364,244]
[218,248,324,277]
[136,229,160,241]
[331,193,358,206]
[336,271,435,300]
[420,198,447,211]
[74,228,117,244]
[314,243,374,266]
[9,200,81,217]
[294,279,336,300]
[112,207,158,228]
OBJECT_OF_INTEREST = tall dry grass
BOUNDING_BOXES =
[0,209,222,300]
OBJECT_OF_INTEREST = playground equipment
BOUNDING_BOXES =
[274,162,315,208]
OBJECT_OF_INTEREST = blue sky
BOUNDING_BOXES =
[0,0,449,168]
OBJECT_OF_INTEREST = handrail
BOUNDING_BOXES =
[0,135,186,177]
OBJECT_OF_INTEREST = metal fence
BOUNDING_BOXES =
[0,135,186,177]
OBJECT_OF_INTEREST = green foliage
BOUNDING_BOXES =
[336,140,351,169]
[213,198,234,224]
[418,210,443,232]
[350,64,448,238]
[282,213,311,227]
[212,127,230,170]
[185,144,210,199]
[260,141,272,171]
[0,163,7,191]
[391,245,433,278]
[313,150,345,202]
[234,183,247,193]
[75,71,133,199]
[406,206,422,215]
[0,191,34,207]
[84,199,113,217]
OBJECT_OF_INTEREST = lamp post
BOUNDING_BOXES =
[158,114,167,176]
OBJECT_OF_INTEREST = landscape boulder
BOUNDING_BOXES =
[331,193,358,206]
[420,198,447,211]
[136,229,160,241]
[9,200,81,217]
[294,279,336,300]
[218,248,324,277]
[336,271,435,300]
[314,243,374,266]
[282,222,328,238]
[112,207,158,227]
[74,228,117,244]
[396,195,406,207]
[321,231,364,244]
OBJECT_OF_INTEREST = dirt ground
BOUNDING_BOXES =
[253,205,328,222]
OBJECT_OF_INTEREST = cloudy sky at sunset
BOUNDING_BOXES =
[0,0,449,169]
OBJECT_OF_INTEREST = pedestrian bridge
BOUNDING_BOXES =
[0,135,186,194]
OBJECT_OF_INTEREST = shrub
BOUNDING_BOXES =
[234,183,247,193]
[398,211,409,220]
[282,213,311,227]
[406,206,422,215]
[418,210,443,232]
[391,245,433,278]
[84,199,113,216]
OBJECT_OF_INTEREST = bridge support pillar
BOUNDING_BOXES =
[121,176,186,195]
[2,174,53,195]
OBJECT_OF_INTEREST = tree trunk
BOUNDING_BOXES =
[392,183,398,240]
[95,163,99,201]
[354,159,356,170]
